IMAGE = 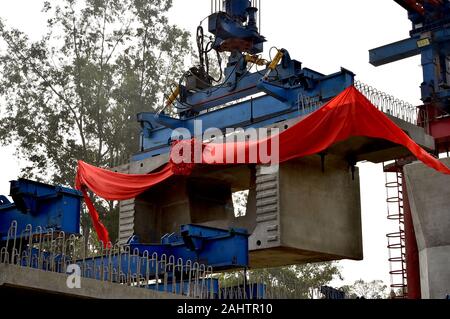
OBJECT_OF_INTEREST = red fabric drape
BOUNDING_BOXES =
[76,86,450,245]
[75,161,176,245]
[81,189,111,247]
[75,161,175,201]
[198,86,450,174]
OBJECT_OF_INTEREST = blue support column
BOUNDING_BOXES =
[421,45,437,103]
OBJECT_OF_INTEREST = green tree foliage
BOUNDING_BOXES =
[0,0,191,243]
[340,279,388,299]
[220,262,342,299]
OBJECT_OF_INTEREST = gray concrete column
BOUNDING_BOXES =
[404,158,450,299]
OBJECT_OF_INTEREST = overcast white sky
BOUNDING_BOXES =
[0,0,424,287]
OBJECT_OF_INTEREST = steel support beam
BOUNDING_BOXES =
[370,37,421,67]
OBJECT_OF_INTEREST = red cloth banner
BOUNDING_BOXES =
[76,86,450,245]
[75,162,176,245]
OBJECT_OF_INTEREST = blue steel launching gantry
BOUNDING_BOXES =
[127,0,367,271]
[370,0,450,150]
[0,179,249,298]
[135,0,354,160]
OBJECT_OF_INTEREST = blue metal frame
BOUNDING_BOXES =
[1,181,250,271]
[135,65,354,161]
[320,286,346,299]
[370,36,422,66]
[0,179,82,240]
[132,0,356,162]
[209,0,265,54]
[128,225,249,270]
[22,250,264,298]
[370,1,450,112]
[20,225,249,284]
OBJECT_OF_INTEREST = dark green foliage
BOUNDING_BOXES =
[220,262,343,299]
[0,0,191,243]
[340,279,388,299]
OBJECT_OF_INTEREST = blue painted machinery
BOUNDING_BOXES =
[135,0,354,161]
[320,286,346,300]
[370,0,450,152]
[0,179,248,271]
[1,179,250,297]
[0,179,82,241]
[128,225,249,270]
[370,0,450,112]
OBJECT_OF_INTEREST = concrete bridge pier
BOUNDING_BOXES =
[404,158,450,299]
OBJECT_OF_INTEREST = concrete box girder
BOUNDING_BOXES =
[118,114,433,268]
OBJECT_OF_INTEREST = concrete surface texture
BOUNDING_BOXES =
[115,113,433,266]
[404,157,450,299]
[127,153,364,268]
[249,155,363,268]
[0,264,187,299]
